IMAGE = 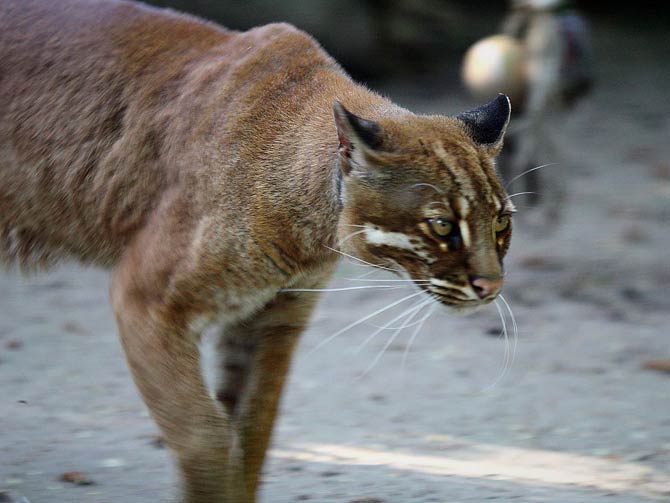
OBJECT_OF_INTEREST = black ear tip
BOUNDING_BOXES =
[457,93,511,146]
[496,93,511,113]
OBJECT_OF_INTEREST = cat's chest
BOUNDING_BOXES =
[187,266,331,335]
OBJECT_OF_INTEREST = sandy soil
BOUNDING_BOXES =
[1,19,669,503]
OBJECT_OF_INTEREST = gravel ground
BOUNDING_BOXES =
[1,19,669,503]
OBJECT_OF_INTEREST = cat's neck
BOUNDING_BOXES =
[283,72,405,266]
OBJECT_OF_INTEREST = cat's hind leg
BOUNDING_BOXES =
[215,289,322,501]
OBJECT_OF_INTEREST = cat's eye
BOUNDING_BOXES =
[429,217,454,237]
[494,215,511,233]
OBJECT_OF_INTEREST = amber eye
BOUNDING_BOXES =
[429,217,454,237]
[494,215,511,233]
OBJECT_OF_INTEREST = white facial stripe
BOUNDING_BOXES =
[430,278,458,289]
[430,278,478,300]
[364,224,436,263]
[458,197,470,218]
[492,195,502,211]
[459,220,471,248]
[364,225,416,251]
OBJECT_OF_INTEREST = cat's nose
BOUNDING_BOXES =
[469,275,502,299]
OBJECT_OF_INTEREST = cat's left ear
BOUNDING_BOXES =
[457,94,511,156]
[333,100,384,177]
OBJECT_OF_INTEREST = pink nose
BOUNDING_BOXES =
[470,276,502,299]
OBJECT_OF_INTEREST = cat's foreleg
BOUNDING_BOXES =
[110,233,240,503]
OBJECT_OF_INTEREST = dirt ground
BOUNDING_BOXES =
[1,19,669,503]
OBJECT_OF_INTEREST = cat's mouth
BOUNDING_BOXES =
[417,281,497,311]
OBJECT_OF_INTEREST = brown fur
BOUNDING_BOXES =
[0,1,513,501]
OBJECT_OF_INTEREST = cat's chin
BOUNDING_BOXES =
[439,299,491,316]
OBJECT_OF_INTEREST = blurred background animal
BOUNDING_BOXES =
[462,0,594,227]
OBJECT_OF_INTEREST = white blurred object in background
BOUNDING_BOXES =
[461,34,526,106]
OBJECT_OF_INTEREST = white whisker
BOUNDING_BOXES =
[354,269,382,280]
[411,182,444,194]
[355,298,427,354]
[505,191,538,200]
[323,245,402,273]
[338,229,367,245]
[343,277,431,283]
[498,294,518,370]
[505,163,558,189]
[366,313,433,330]
[282,285,408,293]
[305,290,425,357]
[401,302,437,369]
[358,299,434,378]
[483,299,510,391]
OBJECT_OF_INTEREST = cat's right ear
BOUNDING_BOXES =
[333,100,384,177]
[457,94,511,156]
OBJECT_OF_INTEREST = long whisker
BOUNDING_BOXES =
[410,182,444,194]
[343,278,431,283]
[505,191,538,200]
[338,229,367,246]
[355,298,427,354]
[281,285,409,293]
[498,294,518,370]
[483,299,510,391]
[358,299,434,378]
[401,302,437,369]
[504,163,558,189]
[366,314,433,330]
[305,290,425,357]
[323,245,402,273]
[354,269,382,280]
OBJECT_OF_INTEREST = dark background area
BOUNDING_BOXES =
[143,0,668,85]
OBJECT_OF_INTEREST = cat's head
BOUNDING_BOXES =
[334,94,514,311]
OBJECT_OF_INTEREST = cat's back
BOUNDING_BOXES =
[0,1,327,270]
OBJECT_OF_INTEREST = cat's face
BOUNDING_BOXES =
[334,95,513,311]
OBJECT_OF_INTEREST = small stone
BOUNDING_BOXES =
[642,359,670,374]
[58,471,95,486]
[61,321,89,336]
[319,470,342,477]
[621,225,648,243]
[485,326,502,337]
[5,340,22,350]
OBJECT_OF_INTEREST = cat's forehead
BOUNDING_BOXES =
[365,114,511,213]
[385,143,508,213]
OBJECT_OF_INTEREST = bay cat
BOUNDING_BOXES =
[0,0,514,501]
